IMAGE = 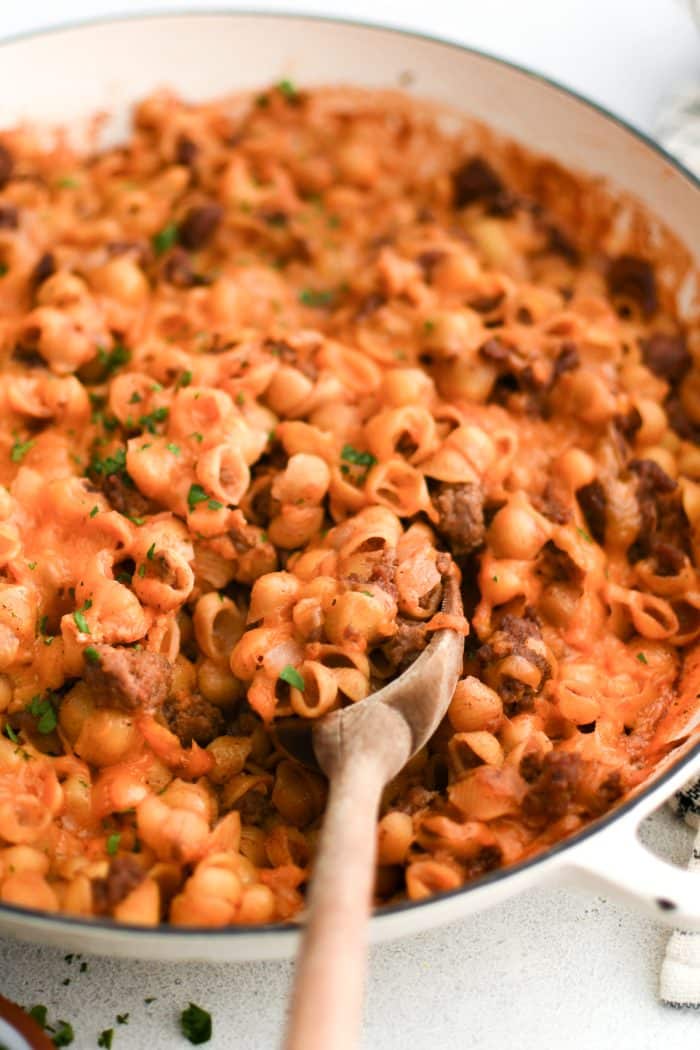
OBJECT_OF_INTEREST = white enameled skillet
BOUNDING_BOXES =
[0,11,700,962]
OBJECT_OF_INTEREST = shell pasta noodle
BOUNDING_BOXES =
[0,82,698,927]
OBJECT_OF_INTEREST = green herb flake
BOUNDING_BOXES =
[423,319,436,334]
[190,432,204,443]
[180,1003,212,1046]
[10,438,35,463]
[279,664,304,691]
[146,542,156,560]
[177,370,193,388]
[28,1005,48,1028]
[299,287,334,308]
[4,723,19,744]
[116,571,133,585]
[277,79,298,101]
[341,444,377,468]
[89,446,127,479]
[129,391,142,405]
[152,222,179,256]
[116,1014,129,1025]
[138,406,169,434]
[144,997,156,1005]
[637,652,649,664]
[106,832,121,856]
[187,483,209,510]
[97,344,130,376]
[57,176,79,189]
[52,1020,75,1047]
[576,526,592,544]
[0,262,8,278]
[89,505,99,518]
[208,499,223,510]
[235,392,245,406]
[137,563,146,578]
[166,443,181,456]
[27,561,37,570]
[73,599,93,635]
[128,516,145,526]
[84,646,101,665]
[98,1031,114,1049]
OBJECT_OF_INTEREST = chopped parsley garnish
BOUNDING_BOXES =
[187,484,209,510]
[38,615,48,635]
[10,438,35,463]
[279,665,304,691]
[138,406,169,434]
[208,499,223,510]
[53,1020,75,1046]
[190,432,204,443]
[0,262,8,277]
[116,1014,129,1025]
[277,79,297,100]
[84,646,101,665]
[423,319,436,333]
[28,1005,48,1027]
[146,542,156,560]
[27,561,37,570]
[152,222,179,255]
[137,563,146,578]
[144,997,156,1005]
[637,652,649,664]
[166,443,181,455]
[27,693,58,734]
[341,444,377,468]
[57,175,79,188]
[89,505,99,518]
[299,287,334,308]
[89,446,127,479]
[180,1003,212,1045]
[98,1031,113,1049]
[177,370,193,388]
[235,392,245,406]
[97,343,130,376]
[128,516,145,526]
[116,571,133,585]
[576,526,592,543]
[73,599,93,635]
[4,723,18,743]
[106,832,121,855]
[129,391,142,404]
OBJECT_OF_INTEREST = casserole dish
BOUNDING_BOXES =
[0,10,699,962]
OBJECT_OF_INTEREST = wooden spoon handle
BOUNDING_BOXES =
[284,756,385,1050]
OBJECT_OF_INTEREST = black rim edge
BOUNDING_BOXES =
[0,7,698,943]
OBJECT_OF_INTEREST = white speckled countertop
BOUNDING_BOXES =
[0,2,699,1047]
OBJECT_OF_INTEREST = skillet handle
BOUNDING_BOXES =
[565,816,700,929]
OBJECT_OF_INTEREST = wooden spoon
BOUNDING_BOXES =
[283,567,464,1050]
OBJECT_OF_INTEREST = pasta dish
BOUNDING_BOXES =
[0,83,698,926]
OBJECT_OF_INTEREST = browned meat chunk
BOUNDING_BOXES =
[522,751,583,824]
[175,133,198,167]
[478,613,551,715]
[0,205,18,229]
[533,482,571,524]
[346,547,399,600]
[0,143,13,188]
[163,692,224,746]
[433,482,485,557]
[576,479,607,545]
[31,251,55,290]
[628,457,689,566]
[101,474,153,519]
[84,645,173,713]
[378,618,428,676]
[606,255,658,317]
[92,856,145,915]
[666,395,700,443]
[178,202,223,250]
[640,332,691,384]
[451,157,505,209]
[162,246,201,288]
[614,405,643,442]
